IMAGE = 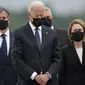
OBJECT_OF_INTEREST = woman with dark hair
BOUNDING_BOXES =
[59,19,85,85]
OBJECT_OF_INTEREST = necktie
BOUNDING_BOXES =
[1,34,7,56]
[35,28,41,48]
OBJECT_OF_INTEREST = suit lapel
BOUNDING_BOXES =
[41,26,49,50]
[8,31,14,56]
[70,43,82,67]
[24,23,41,51]
[82,42,85,66]
[10,31,14,48]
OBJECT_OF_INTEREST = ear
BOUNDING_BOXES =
[8,16,10,24]
[28,12,33,22]
[28,12,30,17]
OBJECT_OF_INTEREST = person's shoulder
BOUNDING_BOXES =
[42,25,56,33]
[55,28,67,33]
[62,44,68,48]
[62,44,69,51]
[55,28,68,38]
[62,42,73,51]
[14,23,29,34]
[42,25,54,31]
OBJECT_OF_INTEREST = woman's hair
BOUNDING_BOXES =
[68,19,85,41]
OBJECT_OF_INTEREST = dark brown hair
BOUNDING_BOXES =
[68,19,85,40]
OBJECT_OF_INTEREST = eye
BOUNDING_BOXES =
[2,17,7,19]
[73,29,83,32]
[0,17,7,19]
[78,29,82,32]
[73,29,77,32]
[46,16,50,19]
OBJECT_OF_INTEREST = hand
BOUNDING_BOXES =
[35,74,49,85]
[34,74,39,81]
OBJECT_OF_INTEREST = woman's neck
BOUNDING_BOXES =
[73,41,83,48]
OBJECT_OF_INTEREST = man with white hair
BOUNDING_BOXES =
[43,7,53,28]
[12,1,61,85]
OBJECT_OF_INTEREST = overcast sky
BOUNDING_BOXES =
[0,0,85,15]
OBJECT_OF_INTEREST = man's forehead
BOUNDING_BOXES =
[0,11,8,17]
[31,5,45,11]
[31,7,45,15]
[0,11,7,15]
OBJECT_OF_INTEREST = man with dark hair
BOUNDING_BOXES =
[44,7,69,85]
[44,7,69,47]
[0,7,17,85]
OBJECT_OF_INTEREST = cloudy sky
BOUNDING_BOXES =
[0,0,85,15]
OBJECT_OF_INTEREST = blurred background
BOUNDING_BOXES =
[0,0,85,31]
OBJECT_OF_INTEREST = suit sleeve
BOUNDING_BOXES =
[47,32,62,78]
[59,47,66,85]
[11,30,35,80]
[64,30,69,44]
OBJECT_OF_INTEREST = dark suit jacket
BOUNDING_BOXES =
[0,31,17,85]
[55,28,69,48]
[59,42,85,85]
[11,23,62,85]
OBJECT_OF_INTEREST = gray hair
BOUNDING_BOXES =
[28,0,45,13]
[45,7,52,17]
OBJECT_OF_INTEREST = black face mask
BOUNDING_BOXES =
[42,17,52,27]
[0,20,8,30]
[32,18,43,27]
[71,31,84,42]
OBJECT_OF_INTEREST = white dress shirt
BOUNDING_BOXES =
[51,25,54,30]
[0,29,10,55]
[76,47,83,64]
[29,21,42,80]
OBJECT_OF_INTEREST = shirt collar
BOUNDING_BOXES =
[29,21,42,31]
[0,28,9,37]
[51,25,54,30]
